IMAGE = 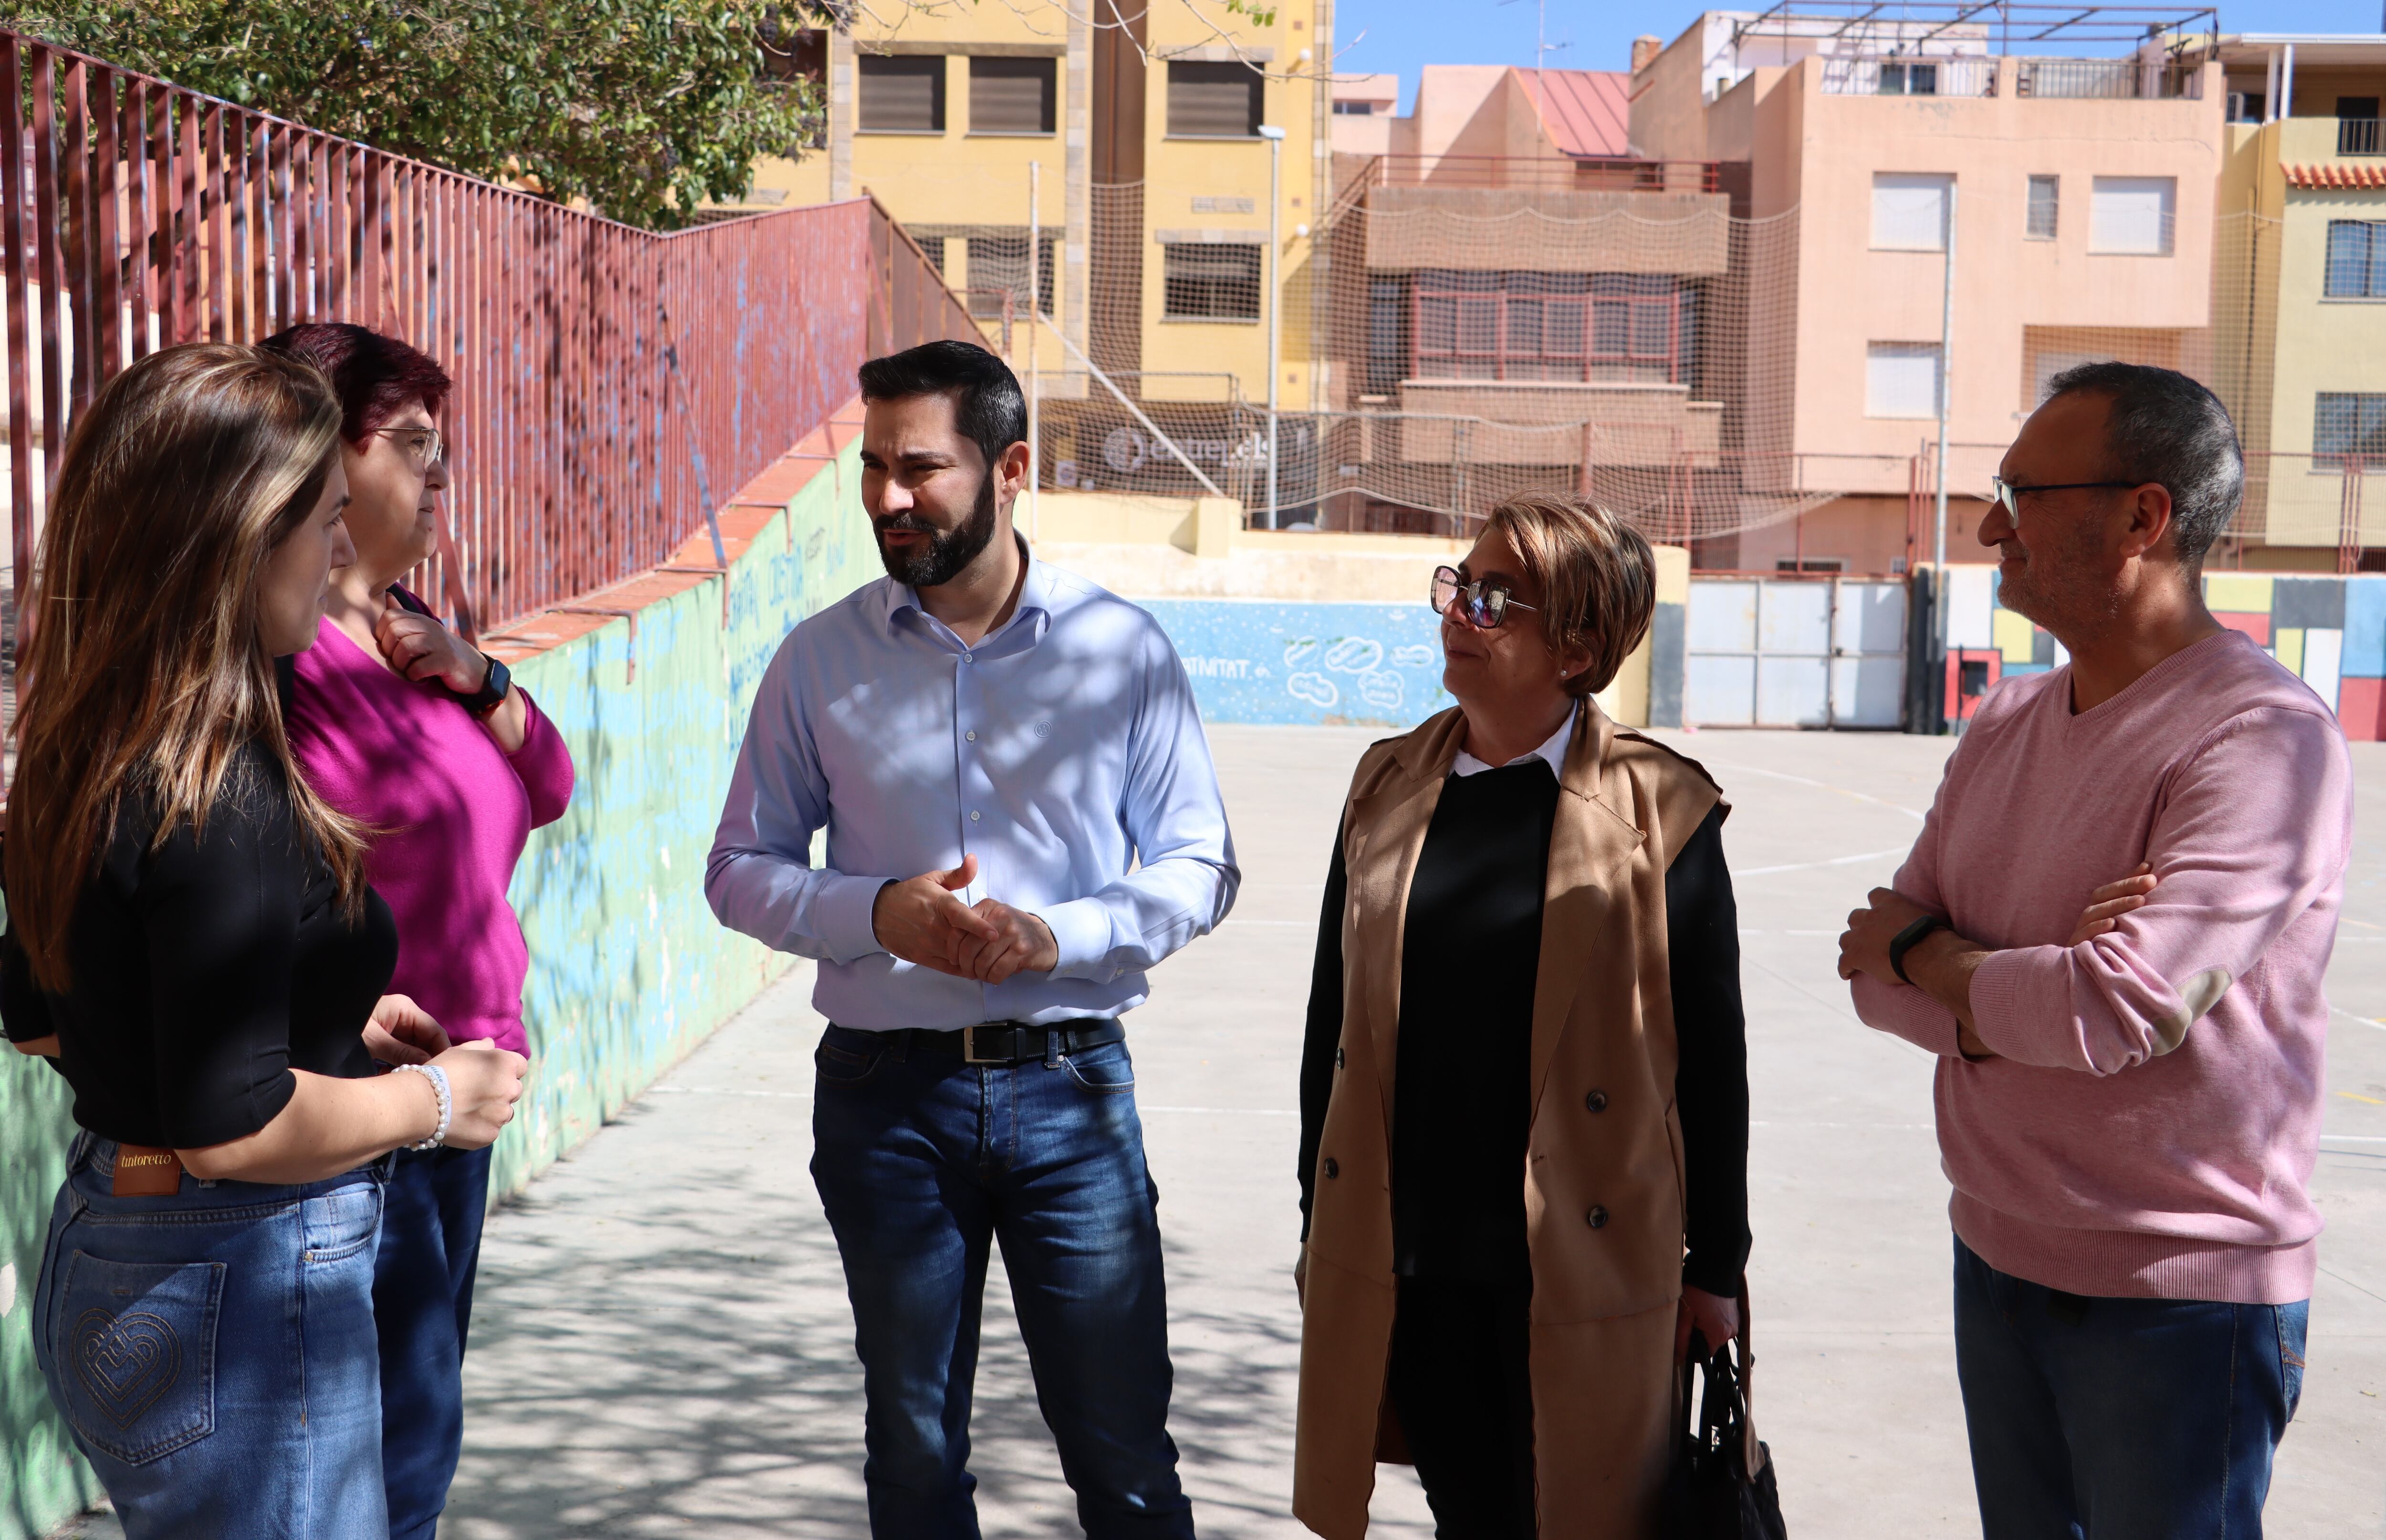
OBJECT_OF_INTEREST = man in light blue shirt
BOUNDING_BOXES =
[707,340,1236,1539]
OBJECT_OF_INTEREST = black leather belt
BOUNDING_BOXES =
[895,1019,1125,1066]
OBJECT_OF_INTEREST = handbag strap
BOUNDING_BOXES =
[1735,1273,1769,1477]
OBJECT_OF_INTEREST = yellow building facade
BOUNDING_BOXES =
[2207,37,2386,562]
[727,0,1331,419]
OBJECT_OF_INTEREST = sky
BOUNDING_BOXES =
[1330,0,2386,111]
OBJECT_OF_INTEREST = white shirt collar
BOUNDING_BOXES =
[1451,712,1573,780]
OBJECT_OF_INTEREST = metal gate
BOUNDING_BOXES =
[1683,576,1907,728]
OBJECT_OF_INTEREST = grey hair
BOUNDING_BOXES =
[2044,361,2244,566]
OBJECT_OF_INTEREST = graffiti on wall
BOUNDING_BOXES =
[1135,599,1451,729]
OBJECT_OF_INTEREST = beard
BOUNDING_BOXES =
[873,469,999,589]
[1994,515,2122,638]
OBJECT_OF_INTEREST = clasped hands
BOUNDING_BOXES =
[872,854,1058,984]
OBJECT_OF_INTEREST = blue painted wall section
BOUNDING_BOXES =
[1137,598,1452,729]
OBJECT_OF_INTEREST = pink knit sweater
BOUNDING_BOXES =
[1852,629,2350,1304]
[287,614,575,1057]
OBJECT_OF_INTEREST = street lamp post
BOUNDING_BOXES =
[1257,124,1285,528]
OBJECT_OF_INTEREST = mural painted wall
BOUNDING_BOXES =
[1141,598,1453,729]
[1940,565,2386,739]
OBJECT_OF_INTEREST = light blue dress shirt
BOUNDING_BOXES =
[706,546,1240,1030]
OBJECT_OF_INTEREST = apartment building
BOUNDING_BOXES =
[2198,34,2386,568]
[1632,6,2225,574]
[722,0,1329,444]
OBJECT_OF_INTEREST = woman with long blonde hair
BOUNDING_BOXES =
[2,343,526,1538]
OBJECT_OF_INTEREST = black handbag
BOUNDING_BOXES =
[1661,1280,1787,1539]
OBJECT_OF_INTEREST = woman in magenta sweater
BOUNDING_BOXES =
[262,323,575,1540]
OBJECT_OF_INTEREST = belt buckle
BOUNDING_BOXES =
[963,1024,1005,1065]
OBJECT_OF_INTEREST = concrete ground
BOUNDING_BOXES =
[56,725,2386,1537]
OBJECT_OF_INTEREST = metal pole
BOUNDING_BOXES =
[1934,181,1956,573]
[1027,160,1040,541]
[1933,181,1956,735]
[1259,124,1285,528]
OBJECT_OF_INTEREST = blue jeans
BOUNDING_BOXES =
[1953,1236,2307,1540]
[377,1142,494,1540]
[32,1133,391,1540]
[809,1025,1195,1540]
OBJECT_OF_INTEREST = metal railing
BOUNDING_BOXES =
[1363,155,1721,196]
[2340,117,2385,156]
[0,29,974,635]
[2015,58,2203,100]
[1819,56,1998,98]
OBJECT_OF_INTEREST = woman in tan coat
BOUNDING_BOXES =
[1293,493,1749,1539]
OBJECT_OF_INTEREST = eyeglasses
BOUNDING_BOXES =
[369,426,445,469]
[1431,565,1538,630]
[1989,475,2138,519]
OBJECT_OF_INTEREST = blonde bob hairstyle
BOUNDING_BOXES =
[1483,492,1656,697]
[8,343,364,991]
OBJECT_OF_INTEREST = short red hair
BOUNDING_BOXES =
[258,323,450,445]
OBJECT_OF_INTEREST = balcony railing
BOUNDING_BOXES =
[1364,155,1720,195]
[1819,56,1997,98]
[2341,118,2385,156]
[2015,58,2203,100]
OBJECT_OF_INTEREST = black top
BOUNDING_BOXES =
[1,740,398,1149]
[1298,760,1751,1296]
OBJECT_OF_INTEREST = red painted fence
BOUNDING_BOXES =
[0,30,976,634]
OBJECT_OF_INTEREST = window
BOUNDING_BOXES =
[2342,98,2384,155]
[858,55,944,133]
[2026,175,2059,240]
[2227,89,2266,123]
[1333,100,1378,115]
[2325,221,2386,298]
[1867,342,1942,418]
[970,56,1055,134]
[1367,276,1409,395]
[2089,176,2175,255]
[1877,61,1938,95]
[1409,271,1692,385]
[2316,393,2386,465]
[965,231,1057,318]
[1168,61,1262,137]
[915,236,947,278]
[1163,243,1262,320]
[1873,172,1952,251]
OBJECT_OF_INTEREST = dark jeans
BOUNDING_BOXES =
[34,1134,389,1540]
[1387,1274,1537,1540]
[809,1024,1194,1540]
[1953,1236,2307,1540]
[376,1143,494,1540]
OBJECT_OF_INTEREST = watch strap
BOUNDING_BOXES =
[462,654,511,718]
[1888,913,1949,986]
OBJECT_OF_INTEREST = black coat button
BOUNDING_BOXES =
[1584,1089,1608,1113]
[1586,1205,1609,1229]
[1323,1158,1340,1179]
[1335,1047,1346,1069]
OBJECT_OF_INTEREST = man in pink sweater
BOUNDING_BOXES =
[1838,363,2347,1539]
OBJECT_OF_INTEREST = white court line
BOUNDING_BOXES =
[2332,1007,2386,1032]
[650,1084,810,1100]
[1691,760,1930,822]
[1732,846,1911,878]
[1143,1106,1298,1116]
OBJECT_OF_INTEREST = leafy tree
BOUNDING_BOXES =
[0,0,828,230]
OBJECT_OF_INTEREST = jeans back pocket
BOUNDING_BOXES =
[49,1251,223,1465]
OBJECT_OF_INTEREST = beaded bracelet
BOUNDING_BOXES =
[391,1063,452,1151]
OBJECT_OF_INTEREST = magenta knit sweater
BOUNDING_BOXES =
[1851,629,2351,1304]
[288,616,575,1057]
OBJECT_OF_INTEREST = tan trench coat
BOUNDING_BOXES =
[1292,698,1724,1540]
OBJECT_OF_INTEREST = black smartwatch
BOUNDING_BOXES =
[459,653,511,718]
[1888,912,1949,985]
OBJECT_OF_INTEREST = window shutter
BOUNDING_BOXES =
[1163,244,1262,319]
[2089,177,2175,255]
[1872,173,1951,250]
[1867,343,1942,419]
[1168,62,1262,137]
[971,57,1055,133]
[859,56,944,133]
